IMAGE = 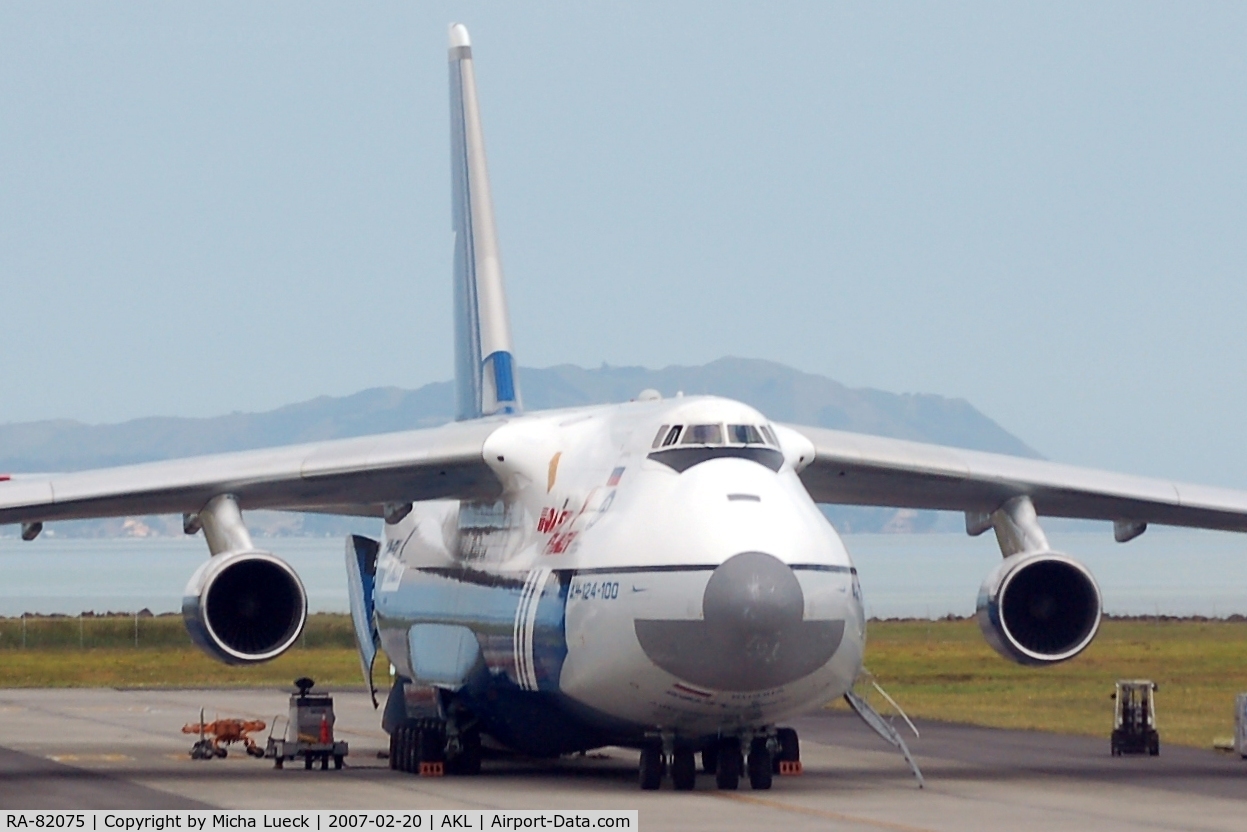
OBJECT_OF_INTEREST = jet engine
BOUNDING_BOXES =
[182,550,308,665]
[976,551,1101,666]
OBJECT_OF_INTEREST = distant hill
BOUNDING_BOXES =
[0,358,1039,536]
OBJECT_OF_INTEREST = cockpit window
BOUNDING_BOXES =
[760,425,778,445]
[727,424,766,445]
[660,425,683,447]
[652,425,670,448]
[681,424,723,445]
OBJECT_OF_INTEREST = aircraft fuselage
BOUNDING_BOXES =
[373,395,865,754]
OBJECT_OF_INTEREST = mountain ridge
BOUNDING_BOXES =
[0,358,1038,535]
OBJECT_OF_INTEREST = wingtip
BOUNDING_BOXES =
[449,23,471,50]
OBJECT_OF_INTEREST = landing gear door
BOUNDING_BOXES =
[346,534,382,706]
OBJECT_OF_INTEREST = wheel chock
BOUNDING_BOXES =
[778,760,803,776]
[420,761,445,777]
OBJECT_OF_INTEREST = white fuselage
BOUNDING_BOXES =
[373,395,865,748]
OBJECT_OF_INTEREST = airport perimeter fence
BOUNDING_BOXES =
[0,612,356,650]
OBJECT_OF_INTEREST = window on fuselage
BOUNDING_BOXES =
[652,425,670,448]
[760,425,779,446]
[660,425,683,447]
[681,424,723,445]
[727,424,767,445]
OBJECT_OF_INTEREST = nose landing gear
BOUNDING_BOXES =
[635,729,799,791]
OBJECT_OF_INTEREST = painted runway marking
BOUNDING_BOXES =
[709,792,939,832]
[48,753,133,763]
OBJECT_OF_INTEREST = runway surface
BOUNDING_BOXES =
[0,687,1244,831]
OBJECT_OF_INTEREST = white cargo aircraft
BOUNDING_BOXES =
[5,24,1247,791]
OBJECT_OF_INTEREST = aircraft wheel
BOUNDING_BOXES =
[216,747,228,759]
[419,724,446,763]
[404,727,419,773]
[714,739,741,791]
[701,744,718,774]
[748,739,773,790]
[671,749,696,791]
[394,727,407,771]
[639,745,664,790]
[773,728,799,773]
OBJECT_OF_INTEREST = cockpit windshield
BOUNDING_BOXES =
[681,424,723,445]
[727,424,766,445]
[653,422,778,448]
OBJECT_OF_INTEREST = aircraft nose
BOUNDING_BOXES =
[703,551,804,637]
[633,551,845,692]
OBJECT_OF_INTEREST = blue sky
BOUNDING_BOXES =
[2,3,1246,487]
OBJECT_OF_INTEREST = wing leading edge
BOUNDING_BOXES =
[0,420,503,527]
[790,423,1247,534]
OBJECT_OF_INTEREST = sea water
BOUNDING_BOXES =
[0,525,1244,618]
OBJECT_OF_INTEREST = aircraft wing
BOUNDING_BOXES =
[787,423,1247,533]
[0,420,503,526]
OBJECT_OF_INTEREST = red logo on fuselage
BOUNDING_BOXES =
[536,507,570,534]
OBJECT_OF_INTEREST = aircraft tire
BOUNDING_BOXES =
[714,739,741,790]
[773,727,799,773]
[405,727,419,772]
[748,739,773,790]
[639,745,663,790]
[671,749,696,791]
[419,723,446,763]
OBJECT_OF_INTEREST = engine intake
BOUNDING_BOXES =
[182,550,307,665]
[976,551,1101,666]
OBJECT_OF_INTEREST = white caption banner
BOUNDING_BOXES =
[2,813,638,832]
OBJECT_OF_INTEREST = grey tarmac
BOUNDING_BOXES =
[0,688,1243,831]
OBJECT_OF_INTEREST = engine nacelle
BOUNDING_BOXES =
[976,551,1101,666]
[182,550,308,665]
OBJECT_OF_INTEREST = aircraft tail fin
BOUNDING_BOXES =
[449,23,521,420]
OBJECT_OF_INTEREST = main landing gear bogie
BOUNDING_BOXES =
[636,729,801,791]
[389,720,481,777]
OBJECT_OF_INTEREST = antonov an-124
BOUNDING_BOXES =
[4,24,1247,791]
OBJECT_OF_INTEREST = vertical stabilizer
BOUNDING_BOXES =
[449,23,521,420]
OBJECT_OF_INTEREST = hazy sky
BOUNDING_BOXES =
[3,3,1247,487]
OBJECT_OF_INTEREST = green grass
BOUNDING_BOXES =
[0,613,364,688]
[0,647,363,688]
[0,613,357,650]
[2,615,1244,749]
[849,618,1247,749]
